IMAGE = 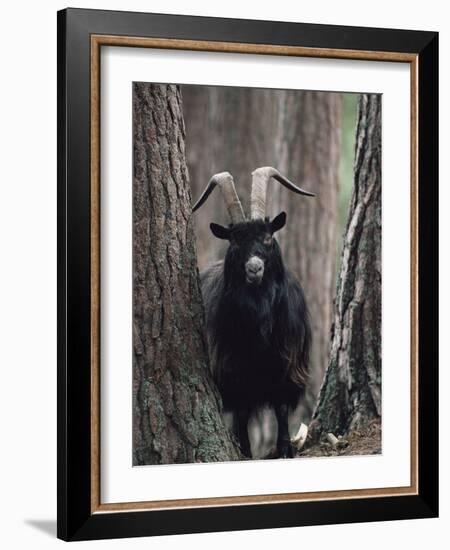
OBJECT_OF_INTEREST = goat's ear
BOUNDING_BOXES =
[270,212,287,233]
[210,223,231,240]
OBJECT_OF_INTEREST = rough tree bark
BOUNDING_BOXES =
[132,83,241,465]
[311,94,382,436]
[269,91,342,416]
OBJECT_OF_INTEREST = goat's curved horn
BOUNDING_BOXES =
[192,172,246,224]
[250,166,315,220]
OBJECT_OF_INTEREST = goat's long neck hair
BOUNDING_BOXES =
[212,239,310,388]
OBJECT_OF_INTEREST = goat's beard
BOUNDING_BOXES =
[245,274,263,286]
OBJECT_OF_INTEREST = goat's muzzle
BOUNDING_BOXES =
[245,256,264,285]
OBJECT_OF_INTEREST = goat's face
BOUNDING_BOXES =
[210,212,287,287]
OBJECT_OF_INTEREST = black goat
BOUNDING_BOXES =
[193,167,313,458]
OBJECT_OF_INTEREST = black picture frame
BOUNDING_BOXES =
[57,7,438,541]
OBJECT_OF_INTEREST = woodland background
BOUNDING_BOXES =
[133,84,382,464]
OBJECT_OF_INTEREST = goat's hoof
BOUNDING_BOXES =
[241,448,252,459]
[278,442,295,459]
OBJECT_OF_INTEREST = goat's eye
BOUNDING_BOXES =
[263,236,273,247]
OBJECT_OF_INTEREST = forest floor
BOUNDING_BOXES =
[297,419,382,458]
[261,419,381,459]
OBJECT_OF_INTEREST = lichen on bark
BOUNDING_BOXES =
[311,94,382,437]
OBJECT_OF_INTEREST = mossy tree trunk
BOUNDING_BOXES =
[311,94,382,437]
[132,83,241,465]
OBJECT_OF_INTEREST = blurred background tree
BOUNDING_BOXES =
[183,85,358,456]
[182,86,279,267]
[267,90,342,422]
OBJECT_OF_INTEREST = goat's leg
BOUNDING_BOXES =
[275,404,294,458]
[233,410,251,458]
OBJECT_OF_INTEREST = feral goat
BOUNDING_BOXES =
[193,167,313,458]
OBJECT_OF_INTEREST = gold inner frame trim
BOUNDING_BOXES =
[90,34,419,514]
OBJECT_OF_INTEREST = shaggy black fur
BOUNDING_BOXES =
[200,213,311,458]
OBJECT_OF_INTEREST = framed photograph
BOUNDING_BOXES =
[57,8,438,541]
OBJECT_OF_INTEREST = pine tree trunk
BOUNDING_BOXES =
[269,91,342,418]
[132,83,241,465]
[311,94,382,436]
